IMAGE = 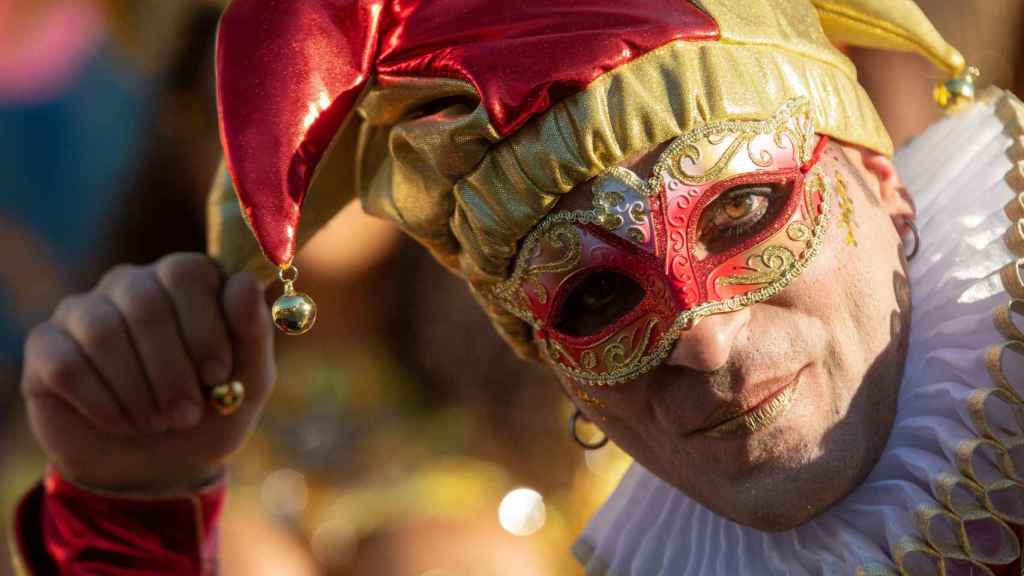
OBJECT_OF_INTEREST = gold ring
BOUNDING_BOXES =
[208,381,245,416]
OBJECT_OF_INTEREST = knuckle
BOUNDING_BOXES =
[23,322,53,363]
[157,253,220,292]
[74,301,123,352]
[42,348,86,395]
[52,293,87,323]
[99,264,137,290]
[114,278,169,325]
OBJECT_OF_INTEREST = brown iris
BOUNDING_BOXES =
[698,183,789,255]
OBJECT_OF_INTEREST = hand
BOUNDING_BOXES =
[20,254,276,494]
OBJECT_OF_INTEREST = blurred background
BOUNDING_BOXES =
[0,1,1021,574]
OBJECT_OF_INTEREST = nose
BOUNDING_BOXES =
[666,308,750,372]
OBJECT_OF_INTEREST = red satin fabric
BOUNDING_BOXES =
[217,0,719,265]
[14,467,225,575]
[217,0,388,266]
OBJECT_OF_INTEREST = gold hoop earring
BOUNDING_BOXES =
[903,219,920,261]
[570,409,608,450]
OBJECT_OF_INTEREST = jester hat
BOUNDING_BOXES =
[208,0,968,356]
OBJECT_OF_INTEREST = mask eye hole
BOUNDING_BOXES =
[553,270,646,338]
[697,182,792,256]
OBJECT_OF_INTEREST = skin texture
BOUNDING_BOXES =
[21,254,276,494]
[558,139,915,531]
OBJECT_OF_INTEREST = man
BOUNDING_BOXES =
[12,0,1024,574]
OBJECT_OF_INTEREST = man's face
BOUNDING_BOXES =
[492,105,912,530]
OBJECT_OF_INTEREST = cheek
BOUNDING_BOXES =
[556,371,672,463]
[787,170,904,389]
[838,183,904,332]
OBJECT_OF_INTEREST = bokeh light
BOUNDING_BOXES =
[498,488,546,536]
[260,468,309,518]
[310,518,357,568]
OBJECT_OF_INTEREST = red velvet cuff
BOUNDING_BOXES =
[13,467,225,575]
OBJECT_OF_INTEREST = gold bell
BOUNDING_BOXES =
[271,265,317,335]
[934,66,980,112]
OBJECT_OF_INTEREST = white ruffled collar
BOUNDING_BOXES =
[574,89,1024,575]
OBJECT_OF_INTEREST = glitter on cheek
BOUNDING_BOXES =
[834,172,858,247]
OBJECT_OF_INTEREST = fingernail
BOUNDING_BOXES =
[202,360,229,388]
[170,402,202,430]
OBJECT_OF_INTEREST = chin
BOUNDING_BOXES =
[667,417,872,532]
[730,501,823,533]
[688,457,859,533]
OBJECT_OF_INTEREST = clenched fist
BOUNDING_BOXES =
[20,254,276,494]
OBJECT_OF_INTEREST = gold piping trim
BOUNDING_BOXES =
[1004,192,1024,222]
[967,387,1024,445]
[993,300,1024,341]
[985,341,1024,402]
[999,260,1024,300]
[933,472,986,515]
[983,479,1024,525]
[892,536,941,573]
[914,505,964,558]
[958,508,1021,565]
[1003,220,1024,257]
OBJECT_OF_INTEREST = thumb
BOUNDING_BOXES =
[222,272,276,410]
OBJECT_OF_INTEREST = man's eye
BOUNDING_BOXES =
[554,270,646,337]
[698,184,788,254]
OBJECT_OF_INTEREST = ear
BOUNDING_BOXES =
[860,149,916,236]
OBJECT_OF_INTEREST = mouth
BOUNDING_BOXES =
[690,368,804,439]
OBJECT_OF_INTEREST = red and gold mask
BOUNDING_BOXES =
[490,99,833,386]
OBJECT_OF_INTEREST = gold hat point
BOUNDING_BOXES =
[934,66,981,113]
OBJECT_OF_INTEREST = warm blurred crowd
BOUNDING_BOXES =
[0,1,1022,574]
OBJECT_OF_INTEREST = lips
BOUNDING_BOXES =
[689,367,805,438]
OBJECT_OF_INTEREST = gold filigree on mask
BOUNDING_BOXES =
[603,316,660,370]
[595,191,626,230]
[546,338,580,368]
[657,99,814,189]
[717,245,798,287]
[526,222,582,275]
[494,220,584,317]
[787,221,813,243]
[591,169,654,245]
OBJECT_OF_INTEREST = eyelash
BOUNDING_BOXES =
[699,184,785,253]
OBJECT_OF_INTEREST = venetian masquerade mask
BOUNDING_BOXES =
[490,99,832,386]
